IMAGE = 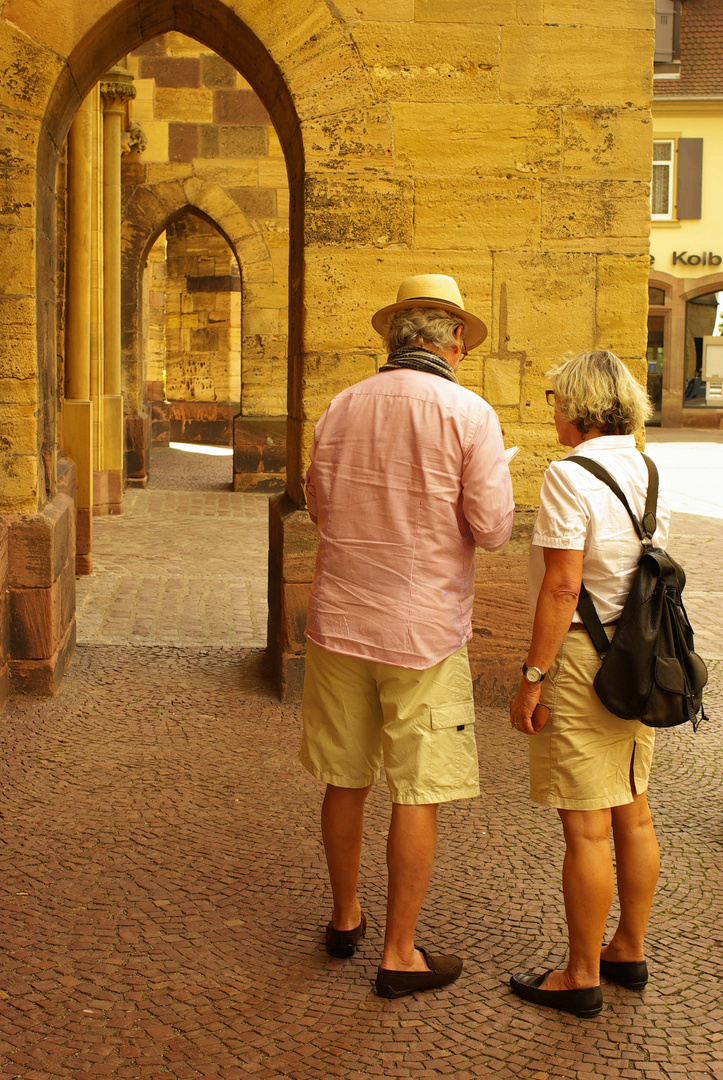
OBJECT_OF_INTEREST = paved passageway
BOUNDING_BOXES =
[1,439,722,1080]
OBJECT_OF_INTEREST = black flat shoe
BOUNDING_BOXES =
[510,971,603,1018]
[375,947,463,999]
[326,912,367,958]
[600,957,648,990]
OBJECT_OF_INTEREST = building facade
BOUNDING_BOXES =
[0,0,656,707]
[650,0,723,427]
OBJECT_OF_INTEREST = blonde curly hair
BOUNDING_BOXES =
[548,350,652,435]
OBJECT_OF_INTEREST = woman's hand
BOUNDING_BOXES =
[510,679,542,736]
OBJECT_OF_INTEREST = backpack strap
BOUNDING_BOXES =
[564,452,660,652]
[567,454,659,544]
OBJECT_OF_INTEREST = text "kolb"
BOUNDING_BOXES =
[673,251,722,266]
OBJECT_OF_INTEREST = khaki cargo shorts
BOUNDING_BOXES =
[300,639,479,805]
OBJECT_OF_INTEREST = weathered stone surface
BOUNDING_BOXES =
[0,401,39,454]
[0,167,34,228]
[485,359,522,408]
[6,493,74,589]
[543,0,655,30]
[9,617,75,695]
[281,41,375,121]
[9,578,61,659]
[541,180,650,251]
[496,421,565,508]
[303,249,493,352]
[303,106,394,170]
[0,224,34,295]
[492,252,597,355]
[595,254,650,360]
[154,88,214,123]
[353,23,498,103]
[332,0,413,19]
[301,351,379,421]
[190,158,259,186]
[500,26,651,107]
[0,453,39,513]
[219,126,267,158]
[414,178,541,252]
[0,375,35,401]
[304,174,413,248]
[393,103,561,177]
[563,108,653,181]
[415,0,517,22]
[0,21,64,118]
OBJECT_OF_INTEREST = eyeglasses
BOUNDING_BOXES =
[545,390,556,406]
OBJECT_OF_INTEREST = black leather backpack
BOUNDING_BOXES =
[568,454,708,731]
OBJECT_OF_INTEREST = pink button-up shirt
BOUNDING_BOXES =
[305,368,514,669]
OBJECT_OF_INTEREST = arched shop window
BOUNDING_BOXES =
[684,290,723,408]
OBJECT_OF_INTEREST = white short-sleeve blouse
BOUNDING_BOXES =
[529,435,671,626]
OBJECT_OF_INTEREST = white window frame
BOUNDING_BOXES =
[652,139,675,221]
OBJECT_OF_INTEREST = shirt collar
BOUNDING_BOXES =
[564,434,637,459]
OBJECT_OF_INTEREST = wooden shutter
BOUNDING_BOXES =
[677,139,703,219]
[655,0,675,61]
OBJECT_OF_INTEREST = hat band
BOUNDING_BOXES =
[402,295,463,310]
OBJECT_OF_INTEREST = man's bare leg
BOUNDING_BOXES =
[321,783,372,930]
[380,803,438,971]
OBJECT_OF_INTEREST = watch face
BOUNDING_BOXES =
[523,665,543,683]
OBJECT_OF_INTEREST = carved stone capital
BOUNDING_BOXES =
[100,67,136,112]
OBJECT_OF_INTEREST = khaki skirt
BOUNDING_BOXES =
[529,628,655,811]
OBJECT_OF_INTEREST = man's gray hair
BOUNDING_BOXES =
[385,308,463,354]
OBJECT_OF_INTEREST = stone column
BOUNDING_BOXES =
[100,68,135,514]
[63,95,94,574]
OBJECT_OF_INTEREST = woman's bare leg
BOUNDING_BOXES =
[602,792,659,963]
[540,808,613,991]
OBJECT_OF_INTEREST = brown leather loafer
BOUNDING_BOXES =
[510,970,603,1018]
[375,947,463,999]
[600,957,648,990]
[325,912,367,958]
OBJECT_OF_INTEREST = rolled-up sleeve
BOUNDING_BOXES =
[532,462,588,550]
[462,410,515,551]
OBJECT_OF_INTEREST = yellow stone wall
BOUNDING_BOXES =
[164,214,241,403]
[297,2,655,508]
[0,0,655,516]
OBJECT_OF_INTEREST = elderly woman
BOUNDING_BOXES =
[509,349,669,1019]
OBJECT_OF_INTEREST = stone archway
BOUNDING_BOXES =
[35,0,313,509]
[122,183,286,487]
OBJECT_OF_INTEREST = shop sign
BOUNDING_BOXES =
[672,251,722,266]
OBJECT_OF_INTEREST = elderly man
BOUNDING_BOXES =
[300,274,514,998]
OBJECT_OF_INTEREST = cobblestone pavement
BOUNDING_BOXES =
[1,442,722,1080]
[76,448,269,648]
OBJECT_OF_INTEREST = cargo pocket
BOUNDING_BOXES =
[428,701,478,791]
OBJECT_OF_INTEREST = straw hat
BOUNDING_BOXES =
[371,274,487,350]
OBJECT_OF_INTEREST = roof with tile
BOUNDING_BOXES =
[655,0,723,97]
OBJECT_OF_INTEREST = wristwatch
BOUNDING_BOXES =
[522,663,547,684]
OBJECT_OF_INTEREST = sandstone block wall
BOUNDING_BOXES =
[0,0,655,702]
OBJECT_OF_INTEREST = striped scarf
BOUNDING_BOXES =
[379,346,459,384]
